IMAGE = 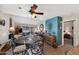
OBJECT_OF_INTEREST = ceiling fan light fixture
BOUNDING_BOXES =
[32,13,37,18]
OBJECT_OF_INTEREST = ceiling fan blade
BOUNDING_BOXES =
[35,12,44,15]
[29,4,44,16]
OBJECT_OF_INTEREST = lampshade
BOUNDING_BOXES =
[9,27,15,33]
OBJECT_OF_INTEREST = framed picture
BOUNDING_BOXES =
[39,24,44,32]
[0,20,5,26]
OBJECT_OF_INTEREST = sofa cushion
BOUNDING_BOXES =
[13,45,26,53]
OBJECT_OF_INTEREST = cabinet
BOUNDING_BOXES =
[45,16,62,45]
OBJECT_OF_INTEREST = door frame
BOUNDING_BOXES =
[62,19,76,47]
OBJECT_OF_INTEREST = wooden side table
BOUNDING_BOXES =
[0,44,5,51]
[0,40,10,55]
[0,44,6,55]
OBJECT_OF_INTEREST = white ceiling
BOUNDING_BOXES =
[0,4,79,20]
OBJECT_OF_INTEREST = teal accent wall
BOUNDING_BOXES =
[45,16,62,45]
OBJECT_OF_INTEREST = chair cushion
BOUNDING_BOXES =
[13,45,26,53]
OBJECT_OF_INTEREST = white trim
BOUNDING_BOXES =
[62,21,64,46]
[62,19,76,47]
[63,19,76,22]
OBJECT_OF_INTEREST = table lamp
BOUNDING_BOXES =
[9,27,15,33]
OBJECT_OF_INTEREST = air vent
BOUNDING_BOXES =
[18,7,22,9]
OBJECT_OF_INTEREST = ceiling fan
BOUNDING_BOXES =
[29,4,44,18]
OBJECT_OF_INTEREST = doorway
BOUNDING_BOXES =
[64,21,74,47]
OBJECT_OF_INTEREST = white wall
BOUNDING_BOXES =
[0,12,9,43]
[75,16,79,47]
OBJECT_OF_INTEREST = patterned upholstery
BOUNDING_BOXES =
[13,45,26,53]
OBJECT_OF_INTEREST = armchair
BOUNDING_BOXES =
[9,34,27,55]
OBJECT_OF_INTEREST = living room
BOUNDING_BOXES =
[0,4,79,55]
